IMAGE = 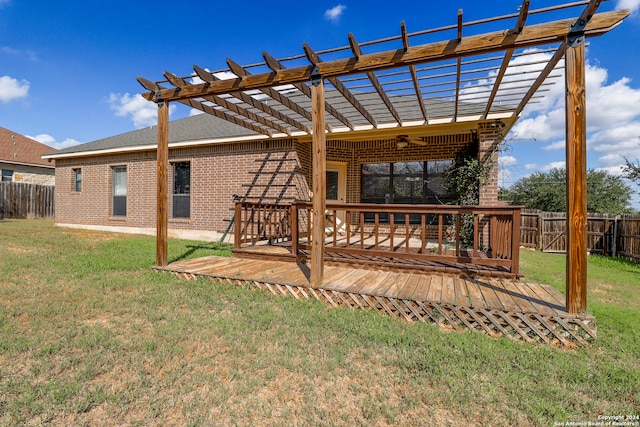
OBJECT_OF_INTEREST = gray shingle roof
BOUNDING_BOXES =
[47,112,259,157]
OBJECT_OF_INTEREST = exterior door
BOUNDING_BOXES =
[326,161,347,233]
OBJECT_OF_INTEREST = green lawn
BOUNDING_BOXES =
[0,220,638,426]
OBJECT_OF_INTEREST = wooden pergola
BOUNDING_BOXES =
[138,0,628,314]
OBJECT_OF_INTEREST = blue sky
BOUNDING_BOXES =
[2,0,640,207]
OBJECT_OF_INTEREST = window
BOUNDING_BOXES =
[73,169,82,192]
[326,170,339,200]
[361,160,456,223]
[112,166,127,217]
[172,162,190,219]
[1,169,13,182]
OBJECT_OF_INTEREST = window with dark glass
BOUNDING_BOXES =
[112,166,127,217]
[1,169,13,182]
[172,162,190,219]
[326,170,339,201]
[361,160,456,223]
[73,169,82,192]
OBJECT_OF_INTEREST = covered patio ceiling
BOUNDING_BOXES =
[138,0,627,140]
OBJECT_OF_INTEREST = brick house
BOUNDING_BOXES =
[44,111,511,241]
[1,126,55,185]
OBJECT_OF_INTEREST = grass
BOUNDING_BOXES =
[0,219,638,426]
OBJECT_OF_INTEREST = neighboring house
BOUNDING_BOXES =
[0,127,55,185]
[43,111,512,241]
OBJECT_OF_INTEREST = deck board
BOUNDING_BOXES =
[464,280,486,308]
[411,275,433,302]
[440,276,456,305]
[154,255,596,347]
[425,276,443,304]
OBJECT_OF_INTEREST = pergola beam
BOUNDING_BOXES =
[193,65,311,135]
[514,43,566,117]
[164,71,291,135]
[138,10,628,103]
[453,9,463,121]
[138,77,274,137]
[226,58,314,134]
[484,0,530,119]
[348,33,403,125]
[262,51,355,130]
[401,21,430,123]
[303,43,378,128]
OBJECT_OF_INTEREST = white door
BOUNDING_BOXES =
[326,162,347,234]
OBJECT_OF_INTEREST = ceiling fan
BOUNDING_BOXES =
[396,134,426,149]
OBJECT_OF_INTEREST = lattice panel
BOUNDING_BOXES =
[167,271,596,348]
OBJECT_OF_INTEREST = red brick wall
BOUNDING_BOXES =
[55,139,303,234]
[55,132,498,236]
[478,122,502,206]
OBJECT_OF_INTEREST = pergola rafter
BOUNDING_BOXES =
[139,0,629,314]
[226,58,315,134]
[262,51,355,130]
[348,33,403,125]
[483,0,531,119]
[163,71,292,136]
[401,21,430,123]
[137,77,274,137]
[303,42,379,128]
[193,65,310,136]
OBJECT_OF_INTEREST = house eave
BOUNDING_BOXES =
[1,159,55,169]
[42,133,273,160]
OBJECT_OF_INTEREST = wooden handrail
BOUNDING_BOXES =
[235,201,522,275]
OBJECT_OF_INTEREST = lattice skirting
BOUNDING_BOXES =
[166,271,596,347]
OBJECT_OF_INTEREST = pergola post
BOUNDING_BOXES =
[156,99,169,267]
[565,41,588,313]
[310,71,326,288]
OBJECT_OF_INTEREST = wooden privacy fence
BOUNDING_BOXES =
[0,182,55,219]
[520,209,640,262]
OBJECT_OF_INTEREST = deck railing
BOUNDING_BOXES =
[234,201,521,275]
[233,202,292,247]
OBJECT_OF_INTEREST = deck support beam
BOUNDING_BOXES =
[565,41,588,314]
[310,72,326,288]
[156,99,169,267]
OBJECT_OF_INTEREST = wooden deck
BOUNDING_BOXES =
[155,255,596,347]
[232,242,518,279]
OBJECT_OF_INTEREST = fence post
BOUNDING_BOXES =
[612,216,618,258]
[537,214,542,251]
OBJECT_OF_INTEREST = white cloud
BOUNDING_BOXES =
[108,92,174,128]
[325,4,346,23]
[542,140,565,151]
[1,46,37,61]
[189,109,204,117]
[542,161,566,171]
[499,155,517,167]
[524,163,538,170]
[508,52,640,182]
[0,75,29,102]
[27,133,81,150]
[498,156,518,186]
[617,0,640,13]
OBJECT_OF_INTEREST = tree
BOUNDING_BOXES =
[623,157,640,185]
[501,168,633,214]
